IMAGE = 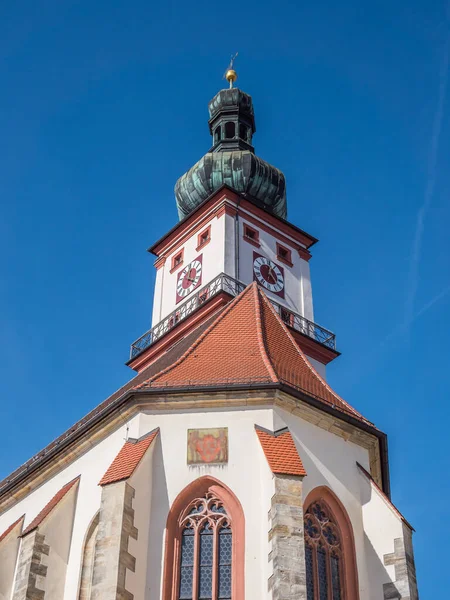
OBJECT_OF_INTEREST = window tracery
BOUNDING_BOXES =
[177,492,232,600]
[304,501,344,600]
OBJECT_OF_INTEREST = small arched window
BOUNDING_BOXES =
[239,124,247,141]
[224,122,235,139]
[163,477,244,600]
[214,126,222,143]
[78,512,99,600]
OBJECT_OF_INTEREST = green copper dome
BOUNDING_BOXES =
[175,87,287,221]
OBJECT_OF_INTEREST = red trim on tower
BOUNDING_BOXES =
[196,225,211,251]
[243,223,260,247]
[149,187,317,258]
[170,248,184,273]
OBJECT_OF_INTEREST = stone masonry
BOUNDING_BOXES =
[268,474,306,600]
[383,522,419,600]
[12,531,50,600]
[90,481,138,600]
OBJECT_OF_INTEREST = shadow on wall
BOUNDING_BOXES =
[145,436,170,599]
[358,469,398,599]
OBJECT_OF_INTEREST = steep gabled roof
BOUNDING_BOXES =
[0,283,379,503]
[0,515,24,543]
[255,426,306,477]
[136,283,372,427]
[99,428,159,486]
[22,477,80,536]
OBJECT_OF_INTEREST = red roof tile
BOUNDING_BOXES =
[256,426,306,476]
[22,477,80,537]
[136,283,372,426]
[0,515,24,543]
[99,428,159,486]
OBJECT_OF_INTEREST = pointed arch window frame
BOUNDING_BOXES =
[303,486,359,600]
[163,476,245,600]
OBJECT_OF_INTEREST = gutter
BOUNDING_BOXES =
[0,381,389,501]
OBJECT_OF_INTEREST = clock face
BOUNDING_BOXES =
[253,253,285,297]
[176,256,203,303]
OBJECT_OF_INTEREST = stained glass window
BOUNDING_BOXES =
[179,526,195,599]
[304,500,345,600]
[218,525,232,599]
[177,493,232,600]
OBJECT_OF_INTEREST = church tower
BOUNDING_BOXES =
[0,68,418,600]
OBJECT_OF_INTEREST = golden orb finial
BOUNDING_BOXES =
[224,53,238,88]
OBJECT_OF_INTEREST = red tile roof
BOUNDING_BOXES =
[0,515,24,543]
[99,428,159,486]
[256,426,306,476]
[136,283,372,426]
[22,477,80,537]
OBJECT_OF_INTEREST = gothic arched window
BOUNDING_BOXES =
[163,477,244,600]
[179,493,231,600]
[304,501,345,600]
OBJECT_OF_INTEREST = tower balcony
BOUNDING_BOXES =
[129,273,338,366]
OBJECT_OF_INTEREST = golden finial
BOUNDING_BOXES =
[224,52,238,88]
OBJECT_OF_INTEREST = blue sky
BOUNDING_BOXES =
[1,0,449,593]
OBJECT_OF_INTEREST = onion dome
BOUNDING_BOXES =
[175,82,287,221]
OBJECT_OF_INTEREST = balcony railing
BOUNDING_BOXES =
[129,273,336,359]
[269,299,336,350]
[130,274,245,359]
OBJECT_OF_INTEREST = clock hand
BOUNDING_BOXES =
[267,266,277,283]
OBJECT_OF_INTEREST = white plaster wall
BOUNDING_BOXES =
[0,402,404,600]
[358,472,405,599]
[136,406,275,600]
[153,215,227,324]
[0,414,140,600]
[0,521,22,600]
[273,406,397,599]
[151,267,165,325]
[126,441,156,598]
[236,217,314,321]
[40,487,78,599]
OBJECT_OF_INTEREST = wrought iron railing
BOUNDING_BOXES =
[269,299,336,350]
[130,273,246,358]
[129,273,336,359]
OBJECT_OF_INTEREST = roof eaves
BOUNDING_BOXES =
[356,462,413,531]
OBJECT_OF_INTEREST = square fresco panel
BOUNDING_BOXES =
[187,428,228,464]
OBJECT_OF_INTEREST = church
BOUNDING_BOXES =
[0,66,418,600]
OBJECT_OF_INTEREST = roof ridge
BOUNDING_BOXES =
[258,290,368,422]
[253,285,278,383]
[126,426,160,445]
[0,514,25,543]
[137,283,256,387]
[22,476,80,537]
